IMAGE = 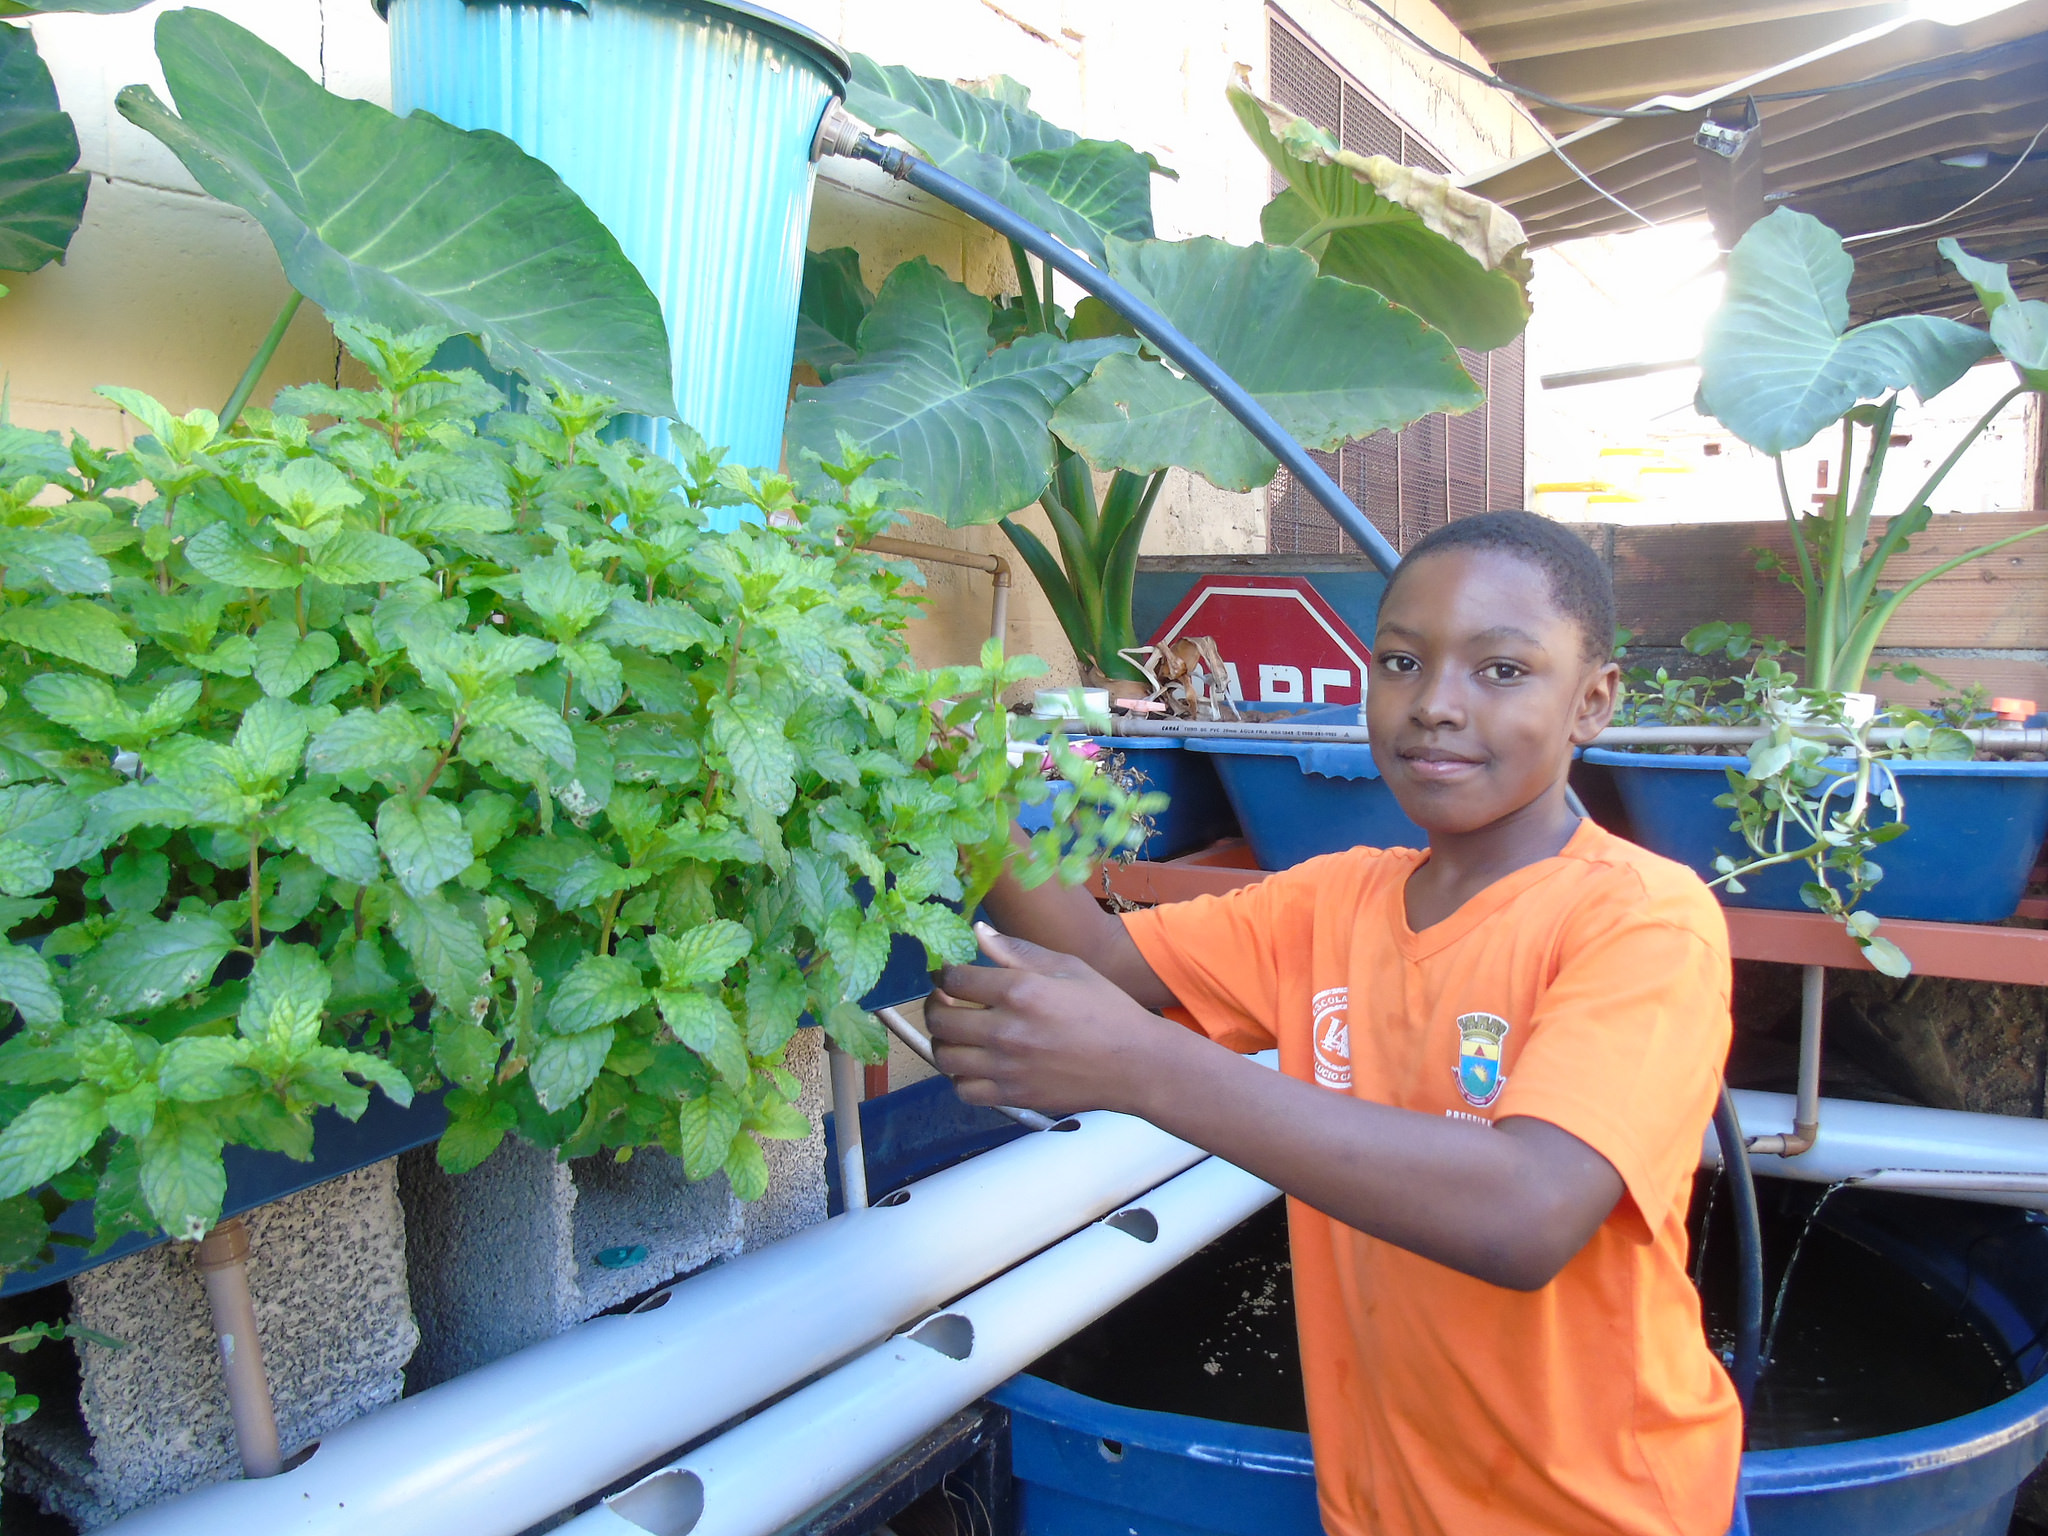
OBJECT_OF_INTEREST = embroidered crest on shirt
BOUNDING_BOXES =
[1311,987,1351,1089]
[1454,1012,1510,1107]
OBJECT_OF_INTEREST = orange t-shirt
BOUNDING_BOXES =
[1122,820,1741,1536]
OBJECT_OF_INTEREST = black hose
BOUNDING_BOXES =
[1713,1083,1764,1410]
[847,136,1404,576]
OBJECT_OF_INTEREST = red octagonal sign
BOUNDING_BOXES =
[1148,576,1372,706]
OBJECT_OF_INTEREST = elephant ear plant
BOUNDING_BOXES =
[1619,208,2048,973]
[0,323,1149,1275]
[788,68,1522,684]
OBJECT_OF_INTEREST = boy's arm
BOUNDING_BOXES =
[978,837,1180,1011]
[926,928,1622,1293]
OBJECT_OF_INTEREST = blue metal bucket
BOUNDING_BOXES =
[386,0,847,514]
[1582,748,2048,922]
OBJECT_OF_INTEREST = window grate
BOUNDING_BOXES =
[1263,7,1526,557]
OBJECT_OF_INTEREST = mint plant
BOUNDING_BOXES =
[0,322,1151,1274]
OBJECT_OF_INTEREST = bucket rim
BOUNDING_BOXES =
[374,0,853,85]
[1583,746,2048,778]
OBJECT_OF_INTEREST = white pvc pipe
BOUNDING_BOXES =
[826,1042,869,1212]
[1709,1090,2048,1210]
[560,1157,1281,1536]
[99,1109,1215,1536]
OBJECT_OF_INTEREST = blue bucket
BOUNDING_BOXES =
[1186,705,1423,869]
[994,1190,2048,1536]
[1582,748,2048,923]
[386,0,847,506]
[1087,737,1239,862]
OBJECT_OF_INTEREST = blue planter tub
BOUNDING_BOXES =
[386,0,848,512]
[1582,748,2048,922]
[992,1188,2048,1536]
[1085,736,1239,861]
[1186,711,1423,869]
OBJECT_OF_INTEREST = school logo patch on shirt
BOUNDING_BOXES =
[1454,1012,1510,1107]
[1312,987,1351,1089]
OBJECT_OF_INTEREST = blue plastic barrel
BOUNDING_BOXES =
[386,0,847,508]
[1187,706,1423,868]
[1583,748,2048,922]
[1086,737,1239,861]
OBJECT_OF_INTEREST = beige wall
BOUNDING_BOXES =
[1,0,1532,683]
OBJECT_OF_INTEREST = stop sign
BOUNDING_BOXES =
[1147,576,1372,705]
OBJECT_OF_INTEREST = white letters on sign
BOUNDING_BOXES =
[1310,668,1351,703]
[1259,665,1305,702]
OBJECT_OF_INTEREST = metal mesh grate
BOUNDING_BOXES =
[1261,7,1522,555]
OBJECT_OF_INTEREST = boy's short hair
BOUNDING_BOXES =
[1387,511,1617,665]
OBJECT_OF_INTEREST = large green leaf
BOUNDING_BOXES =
[785,258,1135,524]
[0,22,86,273]
[0,3,154,13]
[115,10,675,415]
[1050,236,1480,492]
[1942,238,2048,392]
[845,57,1154,265]
[1698,209,1995,454]
[795,247,872,383]
[1231,88,1530,351]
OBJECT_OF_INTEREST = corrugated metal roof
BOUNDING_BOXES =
[1447,1,2048,315]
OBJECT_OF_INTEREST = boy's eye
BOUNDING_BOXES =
[1482,662,1526,683]
[1379,654,1419,674]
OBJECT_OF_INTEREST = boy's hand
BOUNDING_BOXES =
[926,923,1192,1119]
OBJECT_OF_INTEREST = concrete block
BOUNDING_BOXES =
[6,1161,416,1530]
[401,1030,831,1388]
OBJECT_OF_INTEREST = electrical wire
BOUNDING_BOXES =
[1345,0,2022,123]
[1843,117,2048,244]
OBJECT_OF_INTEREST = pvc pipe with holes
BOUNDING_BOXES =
[1706,1090,2048,1209]
[557,1155,1280,1536]
[96,1107,1218,1536]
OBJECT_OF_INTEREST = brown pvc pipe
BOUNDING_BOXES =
[192,1217,283,1478]
[859,537,1013,647]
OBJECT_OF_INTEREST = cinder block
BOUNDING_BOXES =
[401,1029,831,1389]
[6,1161,416,1530]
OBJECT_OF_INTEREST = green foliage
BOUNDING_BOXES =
[0,324,1146,1269]
[1049,235,1479,492]
[1230,87,1532,351]
[115,9,675,417]
[795,59,1520,682]
[0,1318,122,1426]
[1695,216,2048,694]
[843,58,1158,265]
[0,21,87,274]
[1619,626,1981,977]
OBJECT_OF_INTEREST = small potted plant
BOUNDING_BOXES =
[1587,209,2048,960]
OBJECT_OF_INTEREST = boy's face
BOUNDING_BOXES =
[1367,548,1618,838]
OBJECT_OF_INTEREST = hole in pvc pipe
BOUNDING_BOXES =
[1099,1438,1125,1461]
[1105,1208,1159,1243]
[609,1468,705,1536]
[909,1312,975,1360]
[878,1189,912,1207]
[630,1288,674,1314]
[1051,1118,1080,1132]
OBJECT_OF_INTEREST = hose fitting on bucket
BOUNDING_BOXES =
[812,102,874,163]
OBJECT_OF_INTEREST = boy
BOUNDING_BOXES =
[926,511,1743,1536]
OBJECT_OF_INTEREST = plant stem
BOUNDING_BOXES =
[220,292,305,428]
[1041,255,1056,321]
[1008,240,1045,334]
[417,713,466,798]
[1901,383,2025,515]
[247,834,262,951]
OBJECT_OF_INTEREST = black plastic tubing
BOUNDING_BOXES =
[847,136,1404,576]
[1713,1083,1765,1409]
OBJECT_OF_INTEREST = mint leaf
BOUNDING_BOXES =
[657,990,748,1086]
[138,1102,226,1241]
[269,791,379,884]
[0,1085,108,1199]
[238,942,330,1052]
[710,694,796,817]
[432,1012,500,1093]
[648,919,752,988]
[306,705,438,776]
[250,620,339,698]
[547,954,648,1034]
[0,601,136,675]
[390,887,488,1013]
[677,1080,742,1179]
[376,794,473,897]
[184,523,301,589]
[72,913,235,1018]
[724,1133,768,1201]
[466,691,575,768]
[304,530,430,585]
[530,1027,613,1110]
[0,943,62,1026]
